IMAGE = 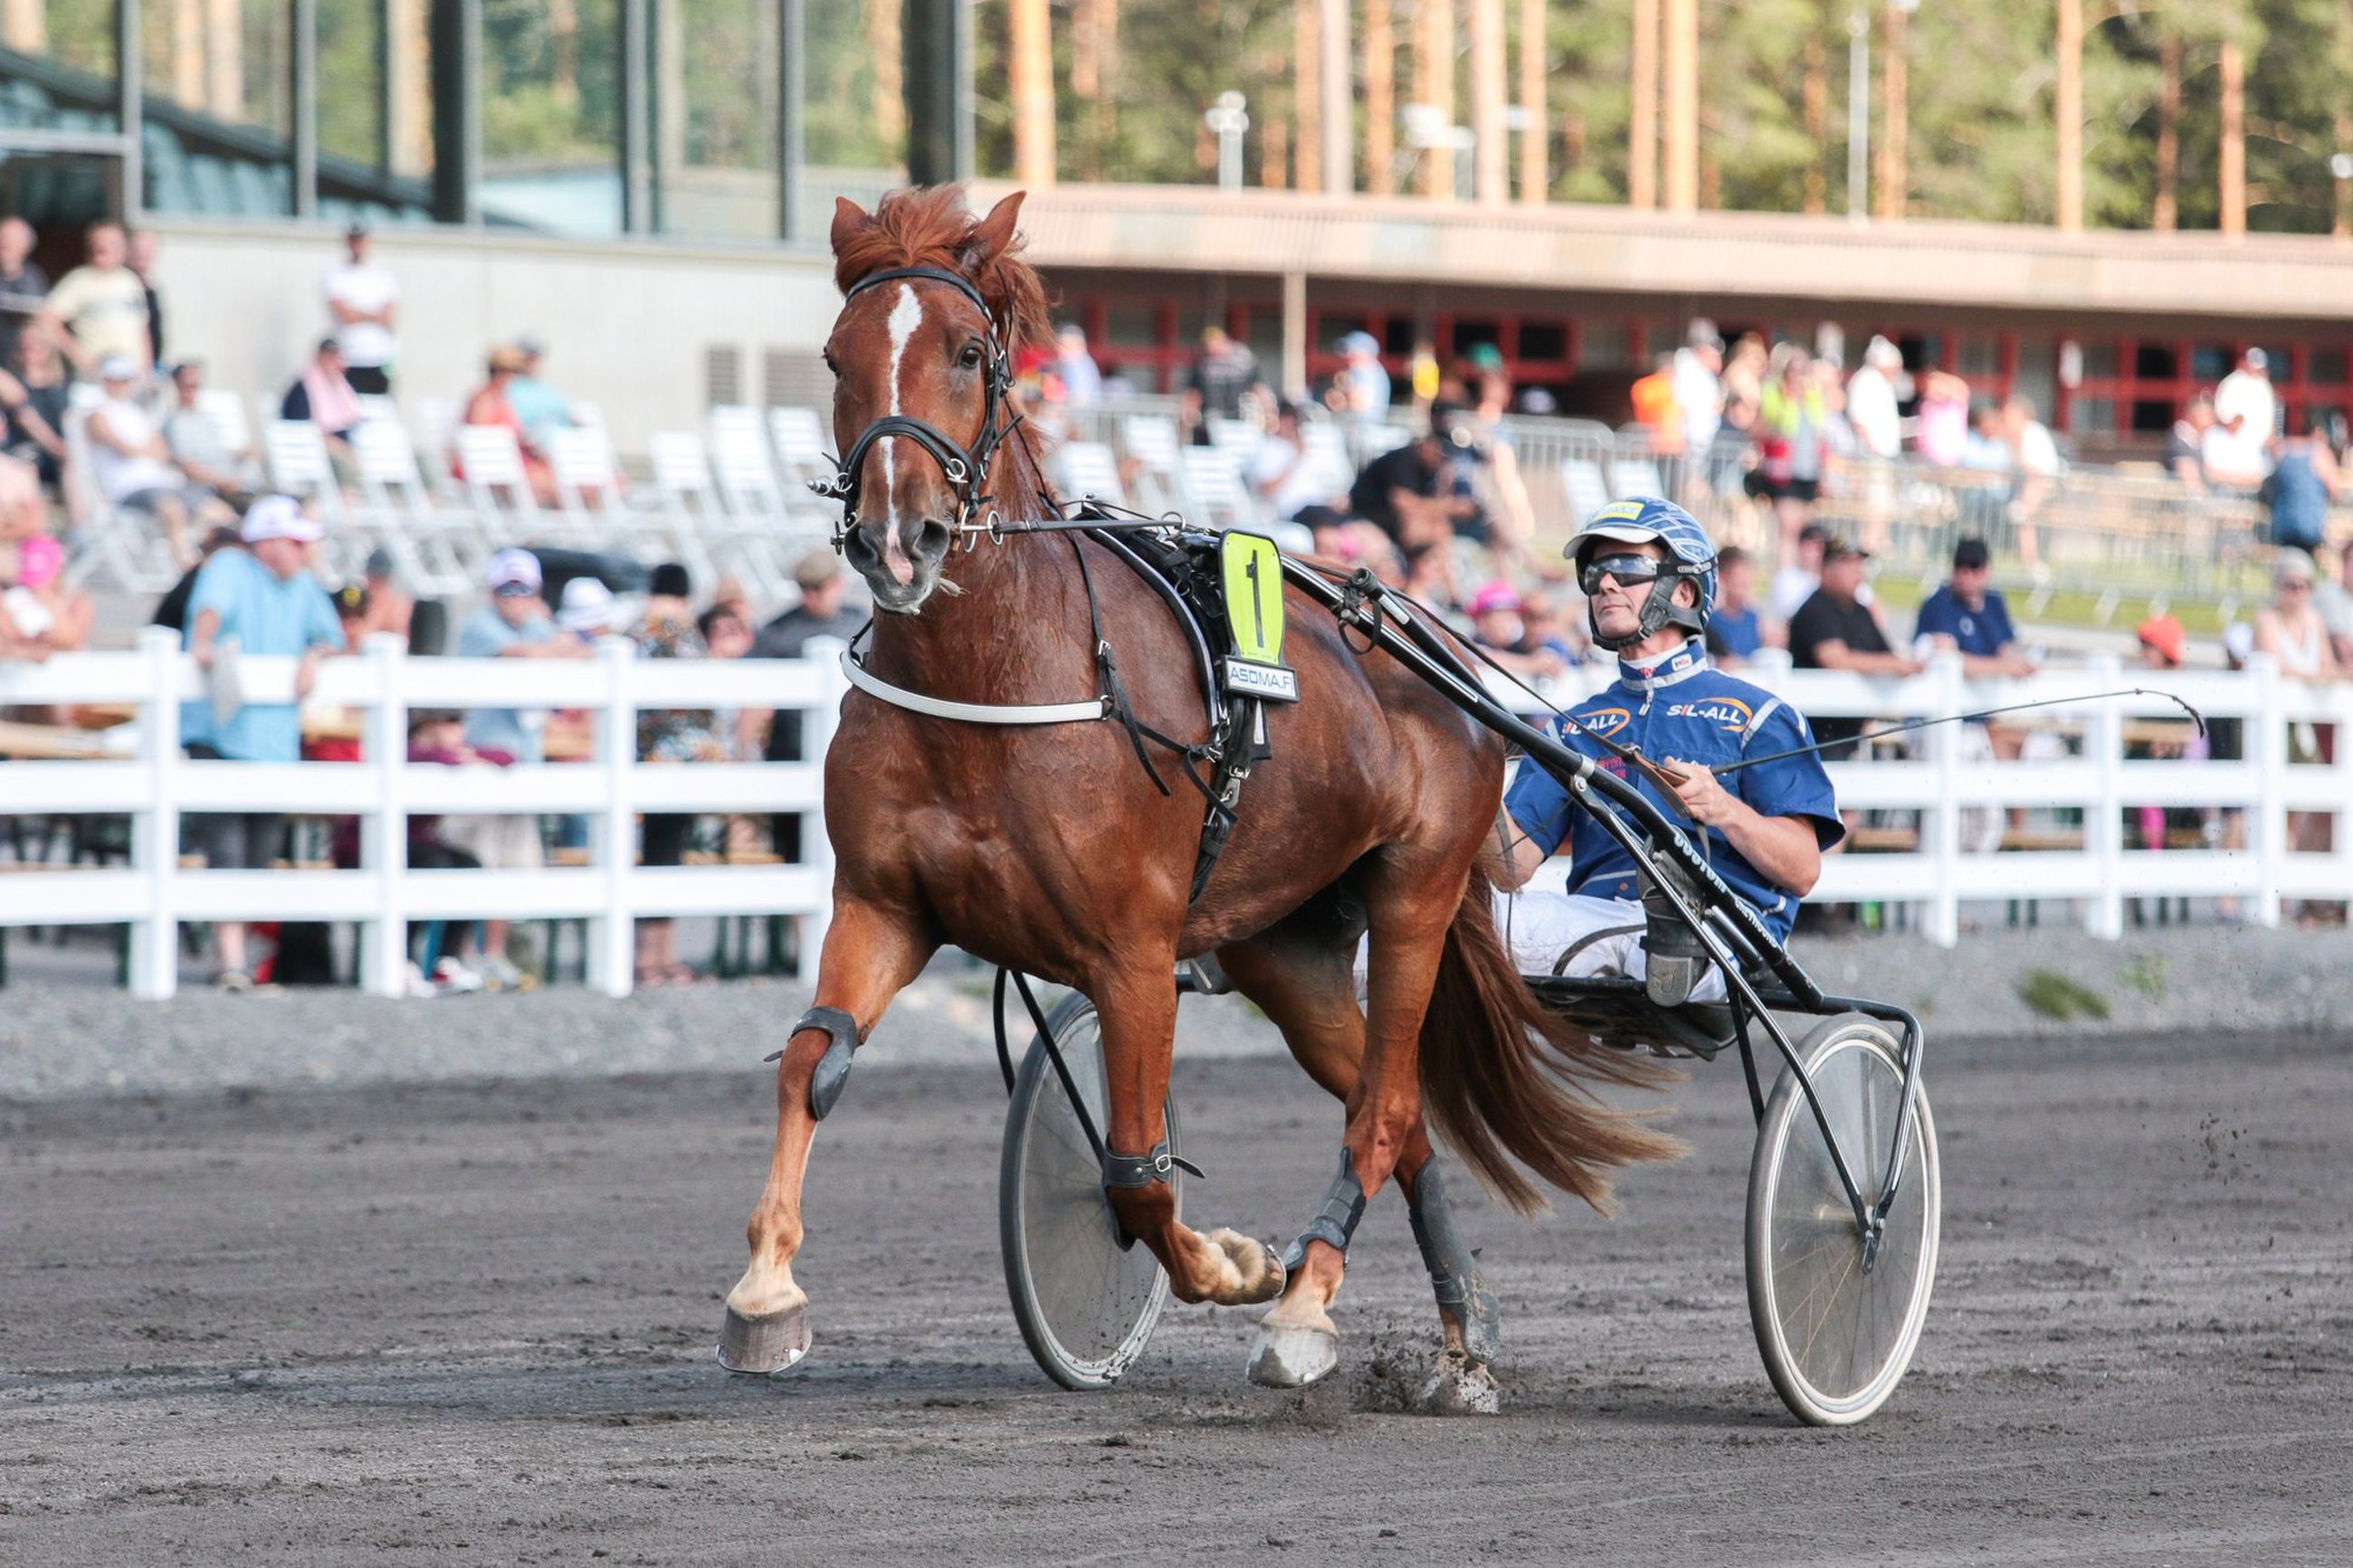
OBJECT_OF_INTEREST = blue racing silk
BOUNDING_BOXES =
[1501,638,1844,940]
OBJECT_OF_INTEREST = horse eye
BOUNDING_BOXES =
[958,343,984,368]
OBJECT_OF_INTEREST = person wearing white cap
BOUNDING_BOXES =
[556,575,618,641]
[1334,329,1392,426]
[179,495,343,991]
[86,351,226,569]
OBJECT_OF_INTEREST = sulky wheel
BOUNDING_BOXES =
[999,993,1178,1390]
[1746,1012,1940,1426]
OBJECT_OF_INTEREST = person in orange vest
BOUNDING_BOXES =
[1629,352,1686,457]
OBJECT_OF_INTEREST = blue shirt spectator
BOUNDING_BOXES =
[456,548,588,763]
[1913,538,2034,676]
[180,505,343,762]
[1707,603,1764,660]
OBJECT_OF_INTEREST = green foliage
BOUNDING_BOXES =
[2018,967,2111,1021]
[2119,954,2170,1000]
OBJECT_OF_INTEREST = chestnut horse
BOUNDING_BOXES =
[718,185,1675,1406]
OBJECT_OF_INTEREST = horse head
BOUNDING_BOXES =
[824,186,1048,614]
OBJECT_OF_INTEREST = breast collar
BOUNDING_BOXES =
[1613,638,1712,694]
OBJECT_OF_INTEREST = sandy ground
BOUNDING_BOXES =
[2,1030,2348,1565]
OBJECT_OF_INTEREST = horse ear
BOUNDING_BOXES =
[830,196,872,254]
[964,190,1025,267]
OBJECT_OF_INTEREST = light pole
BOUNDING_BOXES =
[1205,92,1250,192]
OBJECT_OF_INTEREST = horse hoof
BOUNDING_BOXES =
[716,1304,812,1376]
[1205,1229,1288,1306]
[1415,1350,1502,1416]
[1247,1323,1338,1389]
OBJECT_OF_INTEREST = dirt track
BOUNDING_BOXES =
[3,1031,2348,1565]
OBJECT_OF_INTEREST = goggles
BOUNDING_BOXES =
[1578,553,1668,597]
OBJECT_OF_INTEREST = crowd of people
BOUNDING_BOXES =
[0,218,594,669]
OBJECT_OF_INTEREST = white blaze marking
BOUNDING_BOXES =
[880,284,924,583]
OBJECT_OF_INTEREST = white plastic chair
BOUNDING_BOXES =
[1120,414,1185,512]
[1178,444,1255,528]
[351,421,478,597]
[1609,455,1666,500]
[1562,458,1613,522]
[59,406,181,593]
[767,406,834,487]
[353,393,400,429]
[195,387,256,461]
[548,424,633,549]
[410,394,461,497]
[1054,441,1128,508]
[452,423,540,546]
[645,431,748,598]
[262,419,366,578]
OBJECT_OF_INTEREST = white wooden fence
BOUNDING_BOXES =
[1515,651,2352,944]
[0,631,845,999]
[2,639,2345,1001]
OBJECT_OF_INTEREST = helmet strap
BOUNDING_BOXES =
[1590,570,1691,651]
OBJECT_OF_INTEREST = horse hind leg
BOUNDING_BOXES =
[1218,921,1501,1402]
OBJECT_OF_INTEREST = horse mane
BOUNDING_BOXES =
[833,185,1053,355]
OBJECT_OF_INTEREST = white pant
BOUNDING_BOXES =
[1350,889,1729,1003]
[1493,890,1729,1003]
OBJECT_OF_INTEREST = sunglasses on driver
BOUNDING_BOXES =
[1578,553,1668,597]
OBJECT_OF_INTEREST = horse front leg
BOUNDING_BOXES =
[718,898,935,1374]
[1091,962,1288,1310]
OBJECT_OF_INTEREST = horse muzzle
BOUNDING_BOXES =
[844,516,953,613]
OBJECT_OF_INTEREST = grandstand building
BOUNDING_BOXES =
[6,6,2351,458]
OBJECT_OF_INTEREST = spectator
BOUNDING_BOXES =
[152,523,244,633]
[324,223,399,394]
[1673,320,1725,456]
[164,359,259,512]
[2262,407,2339,559]
[1052,323,1102,407]
[1348,414,1480,602]
[1180,326,1264,443]
[633,562,720,988]
[1333,330,1392,426]
[1768,520,1828,622]
[1913,537,2036,678]
[0,339,67,489]
[1719,332,1767,433]
[127,229,165,367]
[1787,537,1923,759]
[2254,552,2339,685]
[1960,402,2012,472]
[1704,546,1768,666]
[400,709,504,996]
[755,549,865,871]
[281,337,365,467]
[1749,342,1827,554]
[697,602,764,764]
[459,346,557,505]
[1,533,91,655]
[1519,592,1585,666]
[355,547,414,642]
[90,354,220,568]
[2166,394,2215,489]
[2254,552,2340,917]
[506,337,572,444]
[1912,369,1971,469]
[1463,368,1558,581]
[0,216,48,372]
[2002,394,2064,570]
[1291,500,1397,575]
[2126,616,2210,858]
[180,496,345,992]
[2201,393,2269,492]
[1845,337,1905,461]
[2214,347,2277,475]
[1464,581,1563,679]
[1246,402,1335,519]
[450,548,581,989]
[1629,353,1683,455]
[557,575,619,644]
[39,221,150,376]
[2314,544,2353,669]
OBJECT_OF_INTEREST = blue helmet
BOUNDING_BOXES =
[1566,496,1718,651]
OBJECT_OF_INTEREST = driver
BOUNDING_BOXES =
[1492,499,1843,999]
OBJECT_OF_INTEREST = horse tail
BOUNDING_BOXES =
[1416,857,1685,1216]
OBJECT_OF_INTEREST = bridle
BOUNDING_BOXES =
[811,265,1022,549]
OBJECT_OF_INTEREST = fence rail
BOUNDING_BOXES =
[0,631,846,999]
[2,641,2345,1001]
